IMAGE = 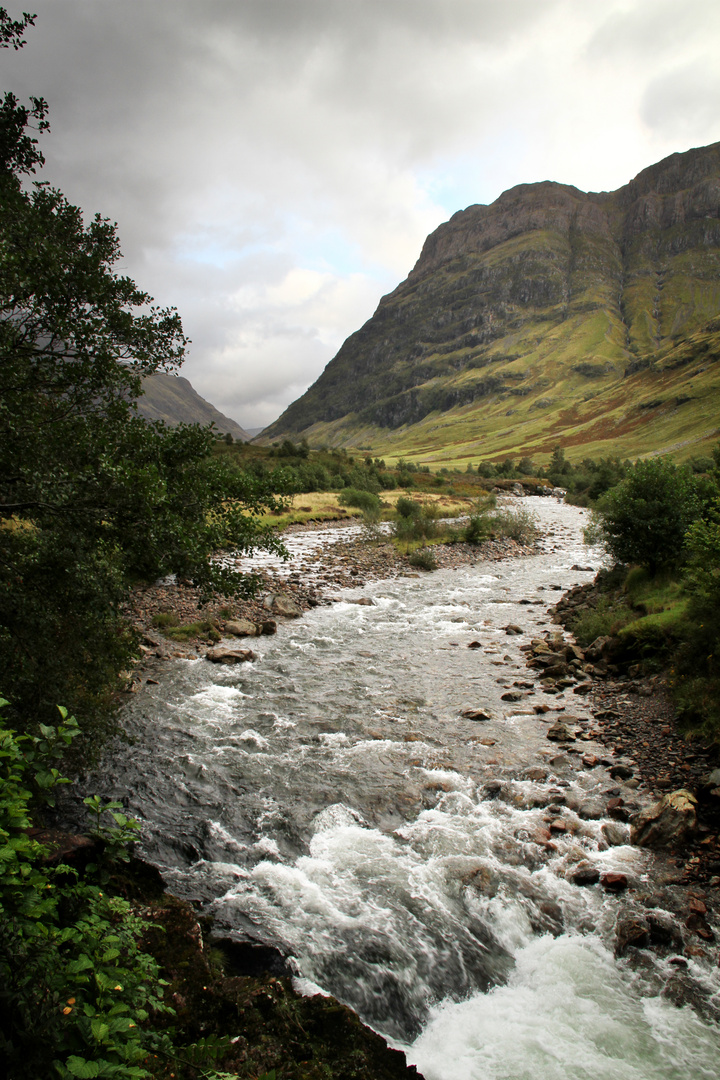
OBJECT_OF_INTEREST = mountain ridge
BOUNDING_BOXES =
[137,374,250,442]
[262,142,720,463]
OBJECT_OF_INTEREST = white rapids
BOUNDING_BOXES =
[93,498,720,1078]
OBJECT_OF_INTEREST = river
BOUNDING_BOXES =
[96,498,720,1079]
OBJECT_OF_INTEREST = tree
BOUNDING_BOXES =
[596,458,701,574]
[0,15,286,740]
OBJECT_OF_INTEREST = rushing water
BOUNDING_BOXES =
[96,498,720,1078]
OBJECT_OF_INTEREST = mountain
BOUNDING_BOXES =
[136,374,251,441]
[262,143,720,463]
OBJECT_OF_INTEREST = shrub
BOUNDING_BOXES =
[395,496,422,519]
[337,488,381,513]
[596,458,702,573]
[491,507,538,544]
[408,548,438,571]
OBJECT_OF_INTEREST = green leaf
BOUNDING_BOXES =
[64,1057,101,1078]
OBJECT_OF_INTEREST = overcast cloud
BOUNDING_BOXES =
[4,0,720,428]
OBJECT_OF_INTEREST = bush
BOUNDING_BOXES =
[596,458,702,573]
[408,548,438,571]
[672,500,720,734]
[491,507,538,544]
[338,488,381,513]
[395,496,422,519]
[0,702,235,1080]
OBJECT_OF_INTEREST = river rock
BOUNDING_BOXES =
[584,636,614,661]
[347,597,375,606]
[224,618,258,637]
[630,790,698,848]
[615,915,651,955]
[570,861,600,885]
[600,871,628,892]
[261,619,277,635]
[273,595,304,617]
[501,691,524,702]
[461,708,493,721]
[467,640,482,649]
[602,821,630,846]
[546,721,575,742]
[205,647,256,665]
[504,624,524,635]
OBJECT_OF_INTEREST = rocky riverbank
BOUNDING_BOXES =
[123,526,534,673]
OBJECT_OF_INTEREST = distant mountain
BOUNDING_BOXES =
[262,142,720,462]
[136,374,251,441]
[244,426,267,439]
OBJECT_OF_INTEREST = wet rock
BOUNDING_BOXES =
[685,911,715,941]
[533,704,551,714]
[263,593,303,617]
[647,912,684,950]
[347,597,375,606]
[546,721,575,742]
[530,900,564,936]
[572,682,594,695]
[501,691,524,702]
[601,871,629,892]
[662,972,719,1020]
[211,935,293,978]
[205,647,256,665]
[602,821,630,846]
[224,618,258,637]
[615,915,651,956]
[523,767,548,781]
[570,861,600,886]
[585,636,614,661]
[630,790,698,848]
[460,708,493,722]
[261,619,277,634]
[467,640,482,649]
[609,764,634,781]
[504,624,524,635]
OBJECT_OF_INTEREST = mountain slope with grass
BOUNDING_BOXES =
[262,142,720,464]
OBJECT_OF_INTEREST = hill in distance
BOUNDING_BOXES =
[137,374,251,442]
[262,142,720,465]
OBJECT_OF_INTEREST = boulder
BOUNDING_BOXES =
[224,618,258,637]
[615,916,651,956]
[600,871,628,892]
[261,619,277,635]
[206,647,256,665]
[263,593,303,618]
[570,861,600,886]
[602,822,630,847]
[630,790,698,848]
[584,635,614,661]
[546,721,575,742]
[460,708,493,722]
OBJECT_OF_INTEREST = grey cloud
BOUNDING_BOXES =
[3,0,720,427]
[641,61,720,142]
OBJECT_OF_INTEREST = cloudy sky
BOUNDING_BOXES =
[4,0,720,429]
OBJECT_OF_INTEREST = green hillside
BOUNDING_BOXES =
[261,144,720,465]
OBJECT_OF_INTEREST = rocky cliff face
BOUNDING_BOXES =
[263,142,720,462]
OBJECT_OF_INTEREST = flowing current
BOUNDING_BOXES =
[99,499,720,1078]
